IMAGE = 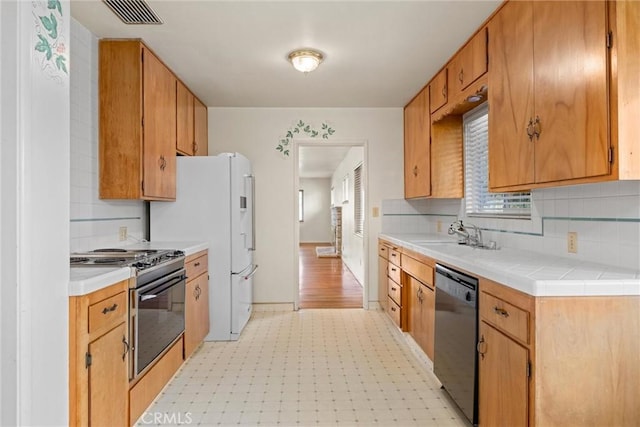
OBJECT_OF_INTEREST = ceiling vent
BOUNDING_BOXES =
[103,0,163,25]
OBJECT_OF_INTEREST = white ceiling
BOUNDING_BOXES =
[70,0,501,108]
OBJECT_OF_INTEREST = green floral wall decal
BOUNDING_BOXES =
[276,120,336,156]
[33,0,68,82]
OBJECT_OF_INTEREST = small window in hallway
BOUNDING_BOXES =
[354,163,363,235]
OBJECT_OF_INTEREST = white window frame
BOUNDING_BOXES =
[463,103,531,218]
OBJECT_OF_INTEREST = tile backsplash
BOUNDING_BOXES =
[382,180,640,270]
[70,19,145,252]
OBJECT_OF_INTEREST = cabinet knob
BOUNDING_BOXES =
[101,303,118,315]
[493,306,509,318]
[533,116,541,140]
[526,118,535,141]
[477,335,487,360]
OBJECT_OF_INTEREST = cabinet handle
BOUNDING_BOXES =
[413,165,418,177]
[391,287,397,291]
[122,336,130,361]
[380,247,386,252]
[526,118,535,141]
[533,116,541,140]
[441,85,447,98]
[458,69,464,84]
[391,253,397,258]
[391,267,396,272]
[391,306,396,312]
[159,155,167,171]
[477,335,486,360]
[493,306,509,318]
[102,303,118,315]
[194,262,200,267]
[193,141,198,154]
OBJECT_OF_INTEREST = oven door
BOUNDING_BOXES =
[131,268,186,378]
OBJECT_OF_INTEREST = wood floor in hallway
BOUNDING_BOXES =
[299,243,363,309]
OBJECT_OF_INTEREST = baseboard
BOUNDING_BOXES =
[252,303,295,312]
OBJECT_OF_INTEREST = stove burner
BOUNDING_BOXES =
[93,258,126,264]
[92,248,127,253]
[70,257,89,264]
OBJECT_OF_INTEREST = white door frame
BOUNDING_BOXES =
[292,139,369,310]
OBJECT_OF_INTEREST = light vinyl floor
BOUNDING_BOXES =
[139,309,469,426]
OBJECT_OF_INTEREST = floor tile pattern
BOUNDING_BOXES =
[139,309,469,426]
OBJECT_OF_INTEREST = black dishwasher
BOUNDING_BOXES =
[434,264,479,425]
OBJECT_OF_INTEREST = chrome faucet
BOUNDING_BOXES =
[448,220,484,248]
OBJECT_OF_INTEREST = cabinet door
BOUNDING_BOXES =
[378,256,389,310]
[422,283,435,361]
[185,273,210,358]
[176,81,195,155]
[488,0,535,189]
[194,97,208,156]
[478,321,528,427]
[404,87,431,198]
[532,0,609,183]
[143,48,177,199]
[88,322,129,427]
[407,276,423,346]
[429,68,448,113]
[450,27,488,95]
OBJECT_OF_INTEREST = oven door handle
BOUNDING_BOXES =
[137,268,186,295]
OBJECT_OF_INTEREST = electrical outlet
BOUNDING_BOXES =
[567,232,578,253]
[119,226,128,241]
[372,207,379,218]
[437,220,442,233]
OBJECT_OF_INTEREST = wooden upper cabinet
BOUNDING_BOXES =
[488,0,610,191]
[99,40,176,200]
[450,27,488,95]
[194,96,208,156]
[404,87,430,198]
[176,80,195,156]
[143,48,177,199]
[429,68,448,114]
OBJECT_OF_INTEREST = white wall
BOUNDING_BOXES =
[382,180,640,271]
[299,178,332,243]
[331,147,365,285]
[209,108,403,305]
[70,19,146,251]
[1,1,70,424]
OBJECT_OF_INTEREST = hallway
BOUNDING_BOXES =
[298,243,363,309]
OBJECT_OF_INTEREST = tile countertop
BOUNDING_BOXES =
[379,233,640,297]
[69,241,208,296]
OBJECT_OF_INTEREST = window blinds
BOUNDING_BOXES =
[354,164,364,235]
[464,103,531,218]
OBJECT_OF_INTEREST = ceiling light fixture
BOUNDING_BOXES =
[288,49,324,73]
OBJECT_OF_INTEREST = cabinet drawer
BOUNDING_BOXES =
[480,291,530,344]
[401,254,433,286]
[88,291,127,334]
[378,242,389,260]
[387,262,401,284]
[388,247,401,264]
[387,297,402,328]
[387,277,402,306]
[186,252,208,280]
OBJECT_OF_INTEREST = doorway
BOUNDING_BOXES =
[293,140,368,310]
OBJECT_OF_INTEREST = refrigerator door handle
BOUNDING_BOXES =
[246,174,256,251]
[242,264,258,280]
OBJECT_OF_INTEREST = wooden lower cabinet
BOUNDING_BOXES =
[406,275,435,360]
[69,280,129,427]
[478,321,529,427]
[184,250,210,358]
[479,278,640,426]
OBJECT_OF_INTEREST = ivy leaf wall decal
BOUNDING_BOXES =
[276,121,337,157]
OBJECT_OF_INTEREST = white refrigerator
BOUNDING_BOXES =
[150,153,256,341]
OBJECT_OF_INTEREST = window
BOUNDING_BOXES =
[342,175,349,203]
[298,189,304,222]
[354,164,364,235]
[464,103,531,218]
